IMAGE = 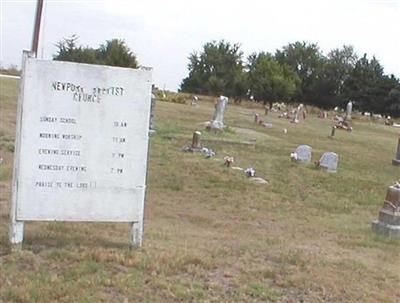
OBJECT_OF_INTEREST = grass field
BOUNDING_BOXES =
[0,77,399,302]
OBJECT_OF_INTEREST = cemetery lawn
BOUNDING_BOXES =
[0,77,399,302]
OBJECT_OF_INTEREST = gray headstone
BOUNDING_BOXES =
[191,131,202,149]
[295,145,312,164]
[371,185,400,238]
[392,136,400,166]
[319,152,338,172]
[330,126,336,137]
[149,92,156,134]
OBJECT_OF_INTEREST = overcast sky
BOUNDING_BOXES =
[1,0,399,91]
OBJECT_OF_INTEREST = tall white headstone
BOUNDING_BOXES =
[291,104,304,123]
[345,101,352,121]
[10,54,152,248]
[209,96,228,130]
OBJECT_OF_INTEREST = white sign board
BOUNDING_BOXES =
[11,55,152,246]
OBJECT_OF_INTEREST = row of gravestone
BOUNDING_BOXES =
[186,96,400,238]
[197,97,400,238]
[291,145,400,238]
[153,91,400,171]
[294,145,339,173]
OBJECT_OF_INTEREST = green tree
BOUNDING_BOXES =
[343,54,389,112]
[307,46,358,109]
[326,45,358,98]
[275,41,324,105]
[180,40,246,98]
[97,39,138,68]
[54,35,97,64]
[386,80,400,116]
[247,52,300,107]
[231,69,249,103]
[54,36,138,68]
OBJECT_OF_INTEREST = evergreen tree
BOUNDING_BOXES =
[54,35,138,68]
[343,54,388,112]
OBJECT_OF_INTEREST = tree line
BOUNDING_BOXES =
[53,35,138,69]
[180,40,400,116]
[52,37,400,116]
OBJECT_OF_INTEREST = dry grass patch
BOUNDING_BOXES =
[0,78,399,302]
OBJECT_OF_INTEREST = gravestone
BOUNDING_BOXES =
[149,89,156,135]
[209,96,228,131]
[295,145,312,164]
[191,131,202,149]
[10,52,152,248]
[330,126,336,137]
[291,104,304,123]
[371,184,400,238]
[318,152,338,172]
[345,101,352,121]
[392,136,400,166]
[191,95,198,106]
[319,111,328,119]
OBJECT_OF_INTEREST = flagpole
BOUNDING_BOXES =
[32,0,44,57]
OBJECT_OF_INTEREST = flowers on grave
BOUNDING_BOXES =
[245,167,256,177]
[223,156,234,167]
[202,147,215,158]
[182,146,193,152]
[393,181,400,189]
